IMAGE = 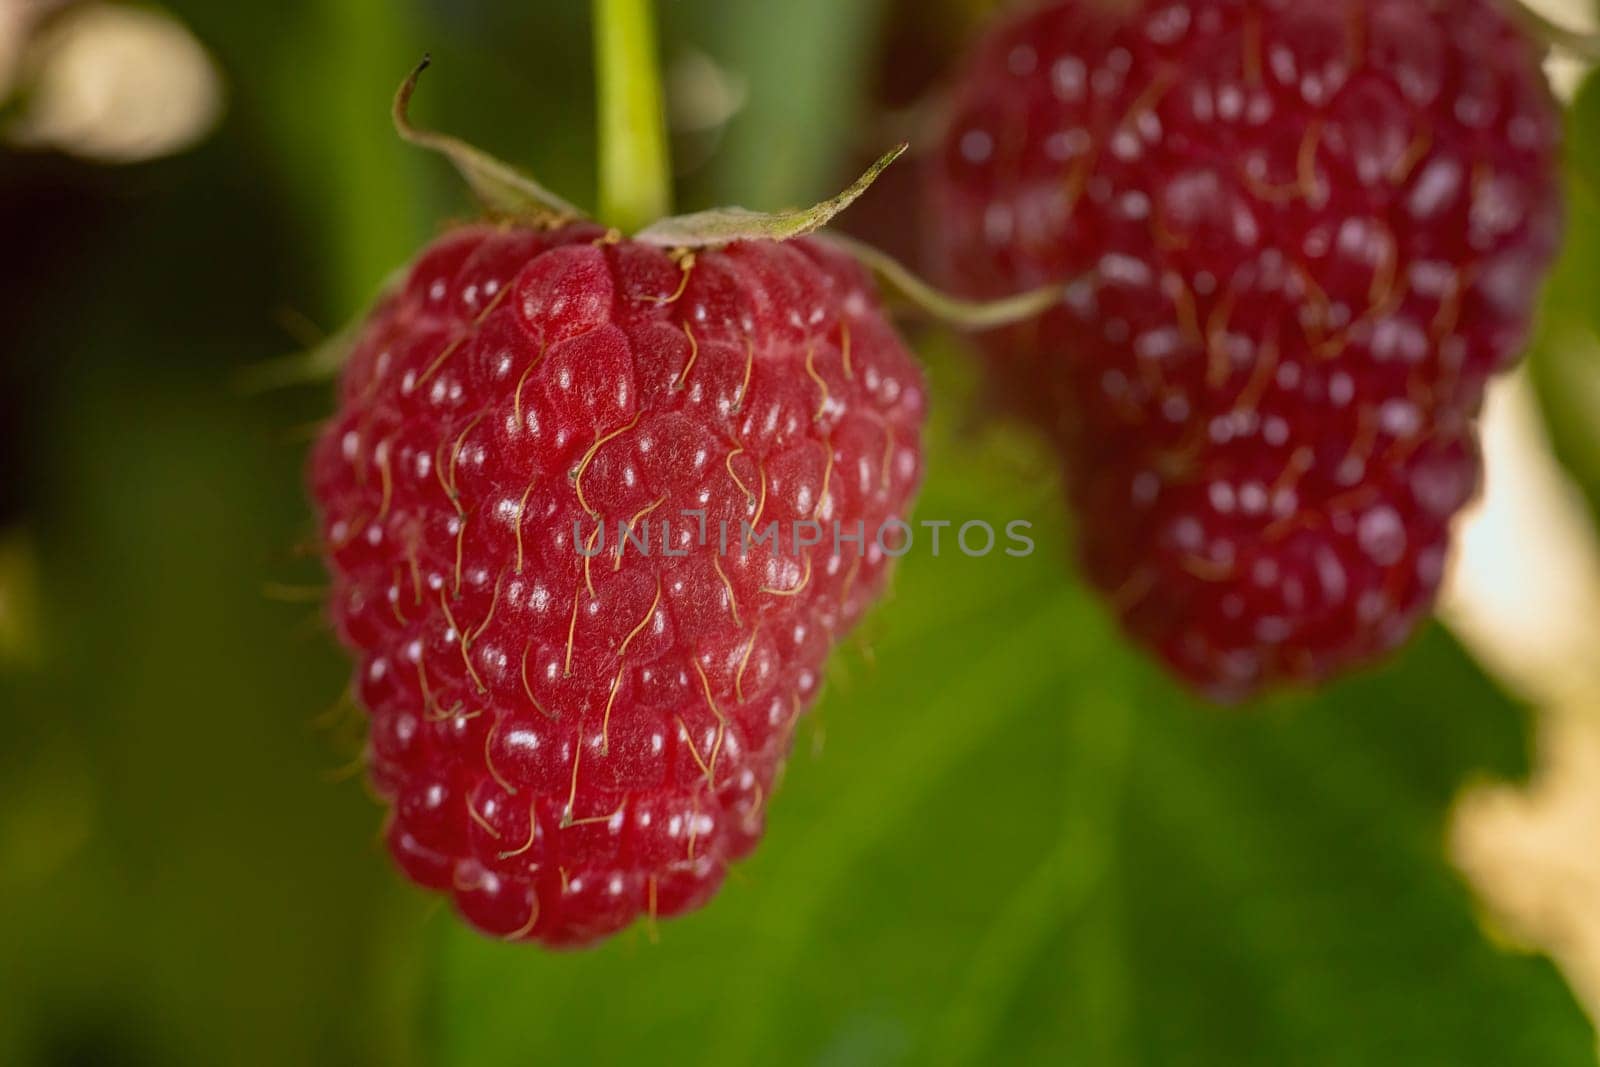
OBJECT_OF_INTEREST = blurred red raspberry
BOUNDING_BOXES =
[930,0,1562,699]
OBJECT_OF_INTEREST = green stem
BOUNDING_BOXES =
[593,0,672,231]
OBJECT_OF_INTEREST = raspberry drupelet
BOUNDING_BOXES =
[310,224,926,946]
[930,0,1563,699]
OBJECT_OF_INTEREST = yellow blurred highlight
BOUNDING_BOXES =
[0,525,40,667]
[0,741,94,891]
[0,1,34,99]
[6,2,223,163]
[1444,370,1600,711]
[1525,0,1599,99]
[1445,367,1600,1031]
[666,49,746,135]
[1454,712,1600,1027]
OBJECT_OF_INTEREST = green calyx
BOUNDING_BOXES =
[393,56,582,224]
[633,145,908,248]
[818,233,1074,332]
[243,31,1071,396]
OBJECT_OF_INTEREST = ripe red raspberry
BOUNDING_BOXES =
[310,224,925,946]
[929,0,1562,699]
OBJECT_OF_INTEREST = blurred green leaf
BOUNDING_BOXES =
[426,351,1593,1067]
[293,0,433,312]
[0,360,407,1066]
[5,3,1596,1065]
[684,0,891,208]
[1529,67,1600,532]
[1566,69,1600,198]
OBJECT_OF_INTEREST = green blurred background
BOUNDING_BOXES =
[3,0,1600,1063]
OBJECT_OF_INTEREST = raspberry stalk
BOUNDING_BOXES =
[594,0,673,232]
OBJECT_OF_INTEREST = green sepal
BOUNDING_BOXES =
[393,56,585,224]
[819,233,1072,332]
[235,265,410,393]
[633,144,907,248]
